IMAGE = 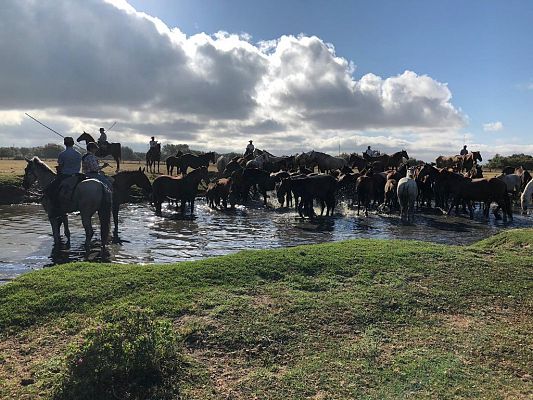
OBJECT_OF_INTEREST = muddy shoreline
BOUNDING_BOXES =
[0,182,40,205]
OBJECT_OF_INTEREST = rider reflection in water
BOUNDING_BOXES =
[82,142,112,191]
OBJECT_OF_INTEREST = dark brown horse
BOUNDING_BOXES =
[447,175,512,221]
[206,178,232,209]
[152,166,209,215]
[146,143,161,174]
[77,132,122,172]
[355,175,374,216]
[111,168,152,238]
[348,153,368,171]
[177,152,216,175]
[165,151,184,175]
[435,154,464,171]
[363,150,409,169]
[241,168,277,206]
[461,151,482,172]
[277,175,337,217]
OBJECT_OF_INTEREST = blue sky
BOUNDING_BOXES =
[1,0,532,159]
[129,0,533,146]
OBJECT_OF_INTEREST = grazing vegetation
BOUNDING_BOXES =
[1,229,532,399]
[486,153,533,170]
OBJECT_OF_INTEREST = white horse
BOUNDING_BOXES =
[521,179,533,213]
[216,155,228,176]
[397,169,418,223]
[22,157,112,249]
[497,173,522,193]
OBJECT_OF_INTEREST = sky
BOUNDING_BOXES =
[0,0,532,161]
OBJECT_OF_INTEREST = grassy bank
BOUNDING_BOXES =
[0,230,532,399]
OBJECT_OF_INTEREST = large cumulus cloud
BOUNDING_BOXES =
[0,0,469,159]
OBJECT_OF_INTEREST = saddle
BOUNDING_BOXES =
[97,141,109,155]
[57,173,87,203]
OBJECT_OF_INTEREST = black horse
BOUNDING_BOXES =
[177,152,216,175]
[111,168,152,238]
[77,132,122,172]
[146,143,161,174]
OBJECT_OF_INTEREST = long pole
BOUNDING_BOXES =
[25,113,85,151]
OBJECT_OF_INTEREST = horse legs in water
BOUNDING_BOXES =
[62,215,71,246]
[49,215,62,246]
[112,202,120,237]
[80,210,94,248]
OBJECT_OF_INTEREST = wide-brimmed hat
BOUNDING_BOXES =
[249,140,253,143]
[99,127,105,132]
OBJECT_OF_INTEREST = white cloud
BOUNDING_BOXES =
[483,121,504,132]
[0,0,470,160]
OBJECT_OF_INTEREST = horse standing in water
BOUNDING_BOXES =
[111,168,152,239]
[77,132,122,172]
[22,157,112,249]
[521,179,533,213]
[152,166,209,216]
[397,169,418,223]
[146,143,161,174]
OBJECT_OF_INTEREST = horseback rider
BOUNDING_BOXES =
[244,140,254,156]
[365,146,379,157]
[45,137,82,216]
[97,128,108,152]
[460,145,468,156]
[149,136,158,149]
[82,142,112,191]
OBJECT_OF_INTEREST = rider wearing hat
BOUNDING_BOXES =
[149,136,158,149]
[82,142,112,190]
[97,128,108,151]
[45,137,82,216]
[244,140,255,157]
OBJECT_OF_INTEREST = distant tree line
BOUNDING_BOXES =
[0,143,238,162]
[485,153,533,170]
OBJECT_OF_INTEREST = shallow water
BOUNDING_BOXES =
[0,199,531,281]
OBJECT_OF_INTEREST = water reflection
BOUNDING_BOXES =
[0,200,531,281]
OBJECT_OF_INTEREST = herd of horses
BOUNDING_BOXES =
[22,147,533,250]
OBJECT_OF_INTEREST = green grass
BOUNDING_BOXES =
[0,174,23,187]
[1,229,532,399]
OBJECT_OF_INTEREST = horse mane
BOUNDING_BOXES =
[31,156,56,174]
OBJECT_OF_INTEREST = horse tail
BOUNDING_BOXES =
[99,186,112,246]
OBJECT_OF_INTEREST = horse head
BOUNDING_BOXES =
[473,151,482,162]
[76,132,92,143]
[22,158,36,189]
[136,167,153,194]
[401,150,409,160]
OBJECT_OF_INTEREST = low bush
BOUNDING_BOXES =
[54,307,189,400]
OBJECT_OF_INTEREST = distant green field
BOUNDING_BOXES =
[1,229,532,399]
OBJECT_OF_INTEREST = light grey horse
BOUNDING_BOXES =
[497,173,522,193]
[22,157,112,249]
[397,169,418,223]
[216,155,228,176]
[521,179,533,213]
